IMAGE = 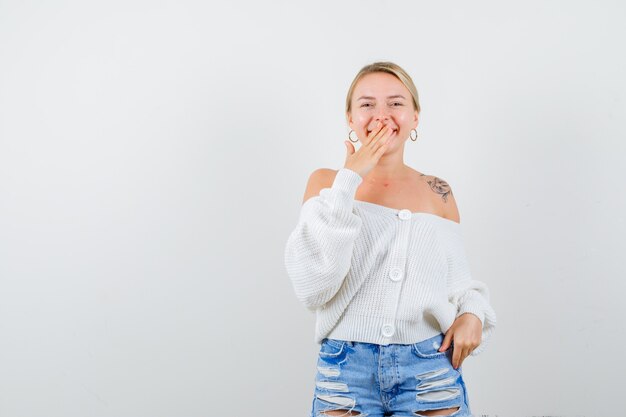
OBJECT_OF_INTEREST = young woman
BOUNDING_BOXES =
[284,62,496,417]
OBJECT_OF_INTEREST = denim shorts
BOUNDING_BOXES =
[311,333,473,417]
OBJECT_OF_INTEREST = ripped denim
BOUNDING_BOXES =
[311,333,473,417]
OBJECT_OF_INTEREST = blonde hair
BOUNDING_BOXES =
[345,61,420,116]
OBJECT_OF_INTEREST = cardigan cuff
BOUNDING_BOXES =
[332,168,363,196]
[455,291,487,325]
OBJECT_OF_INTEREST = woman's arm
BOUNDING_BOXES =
[441,188,497,357]
[284,168,363,310]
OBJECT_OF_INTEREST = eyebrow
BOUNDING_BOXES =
[357,95,406,101]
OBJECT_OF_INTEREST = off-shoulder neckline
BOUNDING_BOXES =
[353,199,460,226]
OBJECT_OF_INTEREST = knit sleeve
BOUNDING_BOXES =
[284,168,363,310]
[443,226,497,356]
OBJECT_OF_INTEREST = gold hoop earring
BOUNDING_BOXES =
[410,129,418,141]
[348,130,359,143]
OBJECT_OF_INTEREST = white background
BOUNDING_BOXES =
[1,1,624,416]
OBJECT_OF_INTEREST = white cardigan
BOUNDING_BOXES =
[284,168,496,356]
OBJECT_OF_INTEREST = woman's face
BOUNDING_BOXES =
[347,72,419,145]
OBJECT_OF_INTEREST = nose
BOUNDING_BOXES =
[370,115,390,131]
[374,116,392,130]
[375,110,391,123]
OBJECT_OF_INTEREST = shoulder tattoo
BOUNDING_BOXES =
[426,176,452,203]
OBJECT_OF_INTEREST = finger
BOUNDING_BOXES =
[457,349,468,369]
[371,127,395,153]
[455,353,463,369]
[457,355,464,369]
[369,122,393,143]
[377,125,395,144]
[460,348,469,367]
[462,347,471,365]
[439,332,452,352]
[372,134,395,159]
[367,124,390,148]
[363,122,385,146]
[452,344,461,369]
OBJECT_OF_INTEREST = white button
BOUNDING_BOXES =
[389,267,403,282]
[398,209,412,220]
[381,324,395,337]
[432,341,441,350]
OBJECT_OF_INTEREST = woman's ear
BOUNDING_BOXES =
[413,110,419,128]
[346,112,353,128]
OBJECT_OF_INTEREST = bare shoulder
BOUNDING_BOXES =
[302,168,338,204]
[424,173,460,224]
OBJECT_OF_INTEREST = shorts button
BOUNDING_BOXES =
[381,324,395,337]
[398,209,412,220]
[389,267,403,282]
